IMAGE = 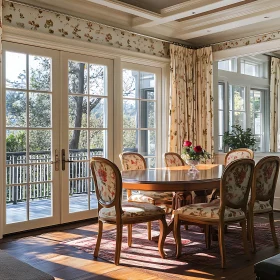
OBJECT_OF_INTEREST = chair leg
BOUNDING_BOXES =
[94,220,103,258]
[115,224,123,265]
[240,220,251,261]
[249,212,256,253]
[269,212,279,249]
[147,222,152,240]
[127,224,132,247]
[205,225,211,249]
[174,214,182,258]
[218,223,226,269]
[158,215,167,259]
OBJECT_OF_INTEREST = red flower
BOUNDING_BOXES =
[193,145,202,153]
[183,140,192,147]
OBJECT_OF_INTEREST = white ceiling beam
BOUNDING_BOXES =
[132,0,245,28]
[85,0,160,21]
[175,7,280,40]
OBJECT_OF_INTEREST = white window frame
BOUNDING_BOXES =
[121,62,163,168]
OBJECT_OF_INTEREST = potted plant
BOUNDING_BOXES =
[223,125,257,151]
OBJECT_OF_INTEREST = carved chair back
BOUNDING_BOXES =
[225,148,254,166]
[90,157,122,218]
[119,152,146,171]
[251,156,280,207]
[164,152,185,167]
[220,159,255,216]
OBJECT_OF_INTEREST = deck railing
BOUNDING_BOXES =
[6,149,104,204]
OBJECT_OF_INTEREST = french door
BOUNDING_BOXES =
[2,43,113,234]
[60,52,113,223]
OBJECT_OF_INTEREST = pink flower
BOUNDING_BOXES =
[183,140,192,147]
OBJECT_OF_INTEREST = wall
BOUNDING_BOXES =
[2,1,169,58]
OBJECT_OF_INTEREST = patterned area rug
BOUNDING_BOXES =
[63,221,278,269]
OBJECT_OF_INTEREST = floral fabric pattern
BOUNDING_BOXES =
[3,2,169,58]
[253,200,272,214]
[93,161,116,203]
[99,202,165,222]
[165,154,184,167]
[121,154,146,171]
[270,58,280,152]
[224,163,252,206]
[212,30,280,52]
[255,161,277,198]
[174,202,245,221]
[169,45,214,162]
[128,192,173,203]
[225,151,253,165]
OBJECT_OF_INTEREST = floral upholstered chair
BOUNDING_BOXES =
[225,148,254,166]
[119,152,173,240]
[91,157,167,265]
[173,158,255,268]
[248,156,280,253]
[164,152,192,206]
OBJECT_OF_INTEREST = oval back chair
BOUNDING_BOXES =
[174,158,255,268]
[248,156,280,252]
[119,152,172,240]
[91,157,167,265]
[164,152,185,167]
[225,148,254,166]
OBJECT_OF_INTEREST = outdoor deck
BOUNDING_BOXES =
[6,194,98,224]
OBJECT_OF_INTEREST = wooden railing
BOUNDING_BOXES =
[6,149,103,204]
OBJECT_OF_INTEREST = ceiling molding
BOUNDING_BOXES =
[132,0,245,28]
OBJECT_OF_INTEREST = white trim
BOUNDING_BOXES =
[3,26,169,67]
[213,38,280,61]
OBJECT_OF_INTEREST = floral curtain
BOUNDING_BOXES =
[270,57,280,152]
[169,45,213,157]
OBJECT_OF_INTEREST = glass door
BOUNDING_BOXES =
[61,52,113,223]
[2,42,60,234]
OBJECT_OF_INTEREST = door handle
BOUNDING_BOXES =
[62,149,74,171]
[51,149,60,171]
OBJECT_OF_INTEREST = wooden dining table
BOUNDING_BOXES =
[121,164,224,246]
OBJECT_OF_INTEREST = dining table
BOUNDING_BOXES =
[121,164,225,246]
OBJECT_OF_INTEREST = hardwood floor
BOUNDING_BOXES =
[0,213,280,280]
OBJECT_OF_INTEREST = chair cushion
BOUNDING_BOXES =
[99,202,165,222]
[253,200,272,214]
[174,202,245,221]
[128,191,173,203]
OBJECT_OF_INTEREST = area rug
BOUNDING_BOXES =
[63,221,278,269]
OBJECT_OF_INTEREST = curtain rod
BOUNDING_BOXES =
[6,0,197,49]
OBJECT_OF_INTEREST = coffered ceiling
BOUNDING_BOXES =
[16,0,280,47]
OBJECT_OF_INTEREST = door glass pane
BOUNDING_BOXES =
[69,96,87,128]
[90,130,105,157]
[123,130,138,152]
[6,52,27,89]
[69,179,89,213]
[6,186,27,224]
[123,100,138,128]
[68,61,88,94]
[5,51,54,225]
[6,91,26,127]
[90,98,107,128]
[89,64,106,95]
[29,56,51,91]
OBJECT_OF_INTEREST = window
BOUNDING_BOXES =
[218,58,237,72]
[217,55,269,152]
[241,59,260,77]
[122,69,156,167]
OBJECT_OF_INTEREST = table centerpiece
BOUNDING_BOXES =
[181,140,211,173]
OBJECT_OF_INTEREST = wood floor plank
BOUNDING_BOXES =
[1,213,280,279]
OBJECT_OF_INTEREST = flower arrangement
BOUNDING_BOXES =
[181,140,211,163]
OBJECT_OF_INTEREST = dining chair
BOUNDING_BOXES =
[174,158,255,268]
[225,148,254,166]
[164,152,192,207]
[210,148,254,202]
[91,157,167,265]
[119,152,173,240]
[247,156,280,253]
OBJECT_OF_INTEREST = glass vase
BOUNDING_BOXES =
[186,159,200,173]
